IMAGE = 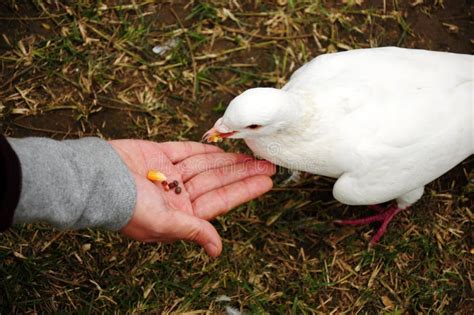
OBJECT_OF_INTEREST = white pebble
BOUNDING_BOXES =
[152,38,178,56]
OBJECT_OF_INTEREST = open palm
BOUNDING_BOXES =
[109,140,275,257]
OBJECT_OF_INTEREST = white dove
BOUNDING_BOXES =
[204,47,473,246]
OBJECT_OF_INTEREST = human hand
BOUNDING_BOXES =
[109,140,275,257]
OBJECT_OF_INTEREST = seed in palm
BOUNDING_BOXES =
[161,180,170,191]
[168,181,177,189]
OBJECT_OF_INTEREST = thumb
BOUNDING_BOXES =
[167,211,223,257]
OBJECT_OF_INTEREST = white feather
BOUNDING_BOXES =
[225,306,242,315]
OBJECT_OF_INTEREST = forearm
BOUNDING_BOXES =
[0,135,21,231]
[5,137,136,231]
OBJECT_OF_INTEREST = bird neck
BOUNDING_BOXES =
[275,91,305,129]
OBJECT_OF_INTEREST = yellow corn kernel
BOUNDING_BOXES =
[147,170,167,182]
[208,135,223,143]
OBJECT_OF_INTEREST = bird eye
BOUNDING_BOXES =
[246,124,262,130]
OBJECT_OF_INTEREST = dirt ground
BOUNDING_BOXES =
[1,0,473,313]
[1,1,473,138]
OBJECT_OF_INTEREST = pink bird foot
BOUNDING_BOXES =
[335,204,404,247]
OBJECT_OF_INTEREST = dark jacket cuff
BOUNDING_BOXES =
[0,135,21,232]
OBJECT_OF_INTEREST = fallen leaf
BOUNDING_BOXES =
[442,23,459,34]
[381,295,395,310]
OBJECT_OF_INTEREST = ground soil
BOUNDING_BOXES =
[1,1,473,138]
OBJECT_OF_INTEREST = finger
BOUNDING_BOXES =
[158,141,224,163]
[165,211,223,257]
[177,152,255,182]
[185,160,276,201]
[192,175,274,220]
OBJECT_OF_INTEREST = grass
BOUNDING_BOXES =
[0,0,473,313]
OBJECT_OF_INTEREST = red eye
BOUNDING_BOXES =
[246,124,261,129]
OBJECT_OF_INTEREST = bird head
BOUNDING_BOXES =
[203,87,300,142]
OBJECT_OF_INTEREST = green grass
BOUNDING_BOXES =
[1,0,473,313]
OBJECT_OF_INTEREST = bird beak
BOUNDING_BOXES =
[202,118,237,143]
[202,127,236,143]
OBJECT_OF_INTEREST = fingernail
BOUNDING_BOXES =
[204,243,219,257]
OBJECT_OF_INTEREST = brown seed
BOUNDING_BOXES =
[175,186,182,194]
[161,181,170,191]
[172,180,179,186]
[168,181,177,189]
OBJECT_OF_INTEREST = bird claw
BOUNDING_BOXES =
[335,204,404,246]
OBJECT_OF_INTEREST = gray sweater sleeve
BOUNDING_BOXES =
[8,137,136,231]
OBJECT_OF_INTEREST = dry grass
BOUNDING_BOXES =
[1,0,473,313]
